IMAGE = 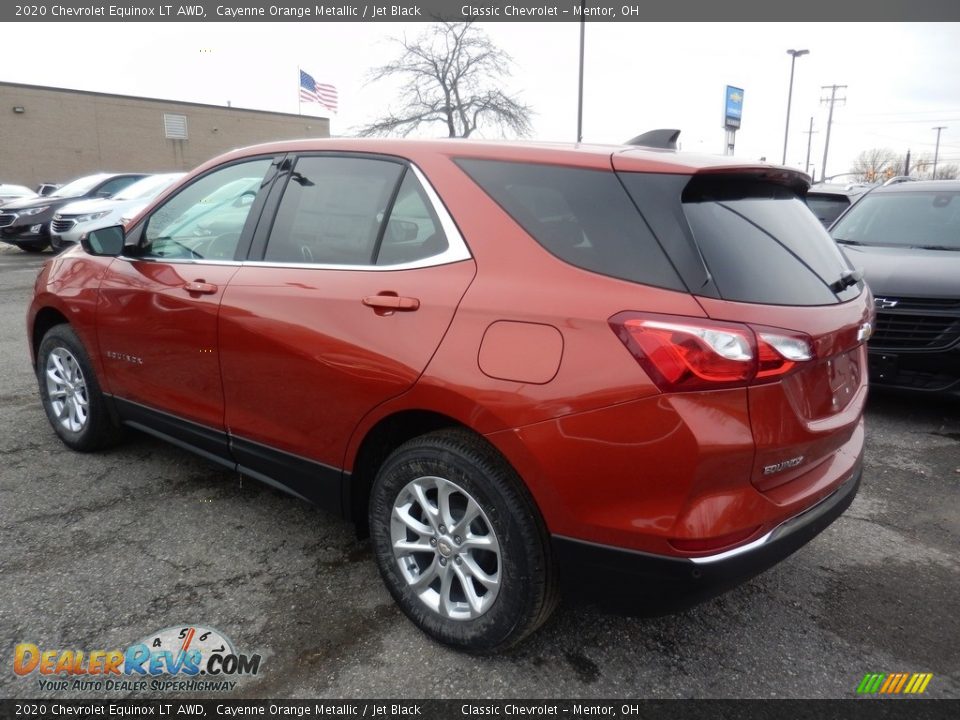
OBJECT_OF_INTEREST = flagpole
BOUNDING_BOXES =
[297,65,301,116]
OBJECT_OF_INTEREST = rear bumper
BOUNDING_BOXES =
[553,462,861,608]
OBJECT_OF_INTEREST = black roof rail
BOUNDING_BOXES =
[625,129,680,150]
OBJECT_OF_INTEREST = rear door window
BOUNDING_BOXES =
[456,159,684,291]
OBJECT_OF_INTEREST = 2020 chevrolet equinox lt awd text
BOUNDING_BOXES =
[28,139,872,651]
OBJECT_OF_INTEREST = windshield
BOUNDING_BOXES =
[114,174,183,201]
[50,175,109,198]
[830,190,960,250]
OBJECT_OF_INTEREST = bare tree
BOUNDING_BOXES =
[911,154,959,180]
[850,148,899,183]
[357,22,532,139]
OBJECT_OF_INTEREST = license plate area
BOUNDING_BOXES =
[869,352,899,382]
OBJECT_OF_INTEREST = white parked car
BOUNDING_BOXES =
[49,173,184,251]
[0,184,39,207]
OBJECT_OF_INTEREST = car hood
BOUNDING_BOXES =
[57,197,125,216]
[1,195,75,212]
[841,245,960,299]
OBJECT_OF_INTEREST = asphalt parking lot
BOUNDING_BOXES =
[1,244,958,700]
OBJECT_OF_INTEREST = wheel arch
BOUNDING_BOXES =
[347,409,468,536]
[31,307,71,363]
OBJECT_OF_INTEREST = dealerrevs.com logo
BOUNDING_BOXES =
[13,625,262,692]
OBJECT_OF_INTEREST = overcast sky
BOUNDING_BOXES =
[6,22,960,180]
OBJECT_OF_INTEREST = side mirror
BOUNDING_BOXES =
[81,225,125,256]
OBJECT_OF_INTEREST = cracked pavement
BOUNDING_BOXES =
[1,245,958,699]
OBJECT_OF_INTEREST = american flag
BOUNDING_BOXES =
[299,69,338,113]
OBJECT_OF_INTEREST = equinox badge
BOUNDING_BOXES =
[763,456,805,475]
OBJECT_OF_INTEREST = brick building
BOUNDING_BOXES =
[1,81,331,188]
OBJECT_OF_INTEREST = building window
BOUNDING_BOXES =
[163,113,188,140]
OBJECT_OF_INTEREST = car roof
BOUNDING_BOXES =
[209,137,807,179]
[870,179,960,194]
[807,183,872,198]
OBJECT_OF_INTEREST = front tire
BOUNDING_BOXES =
[20,241,48,253]
[37,324,121,451]
[369,429,557,652]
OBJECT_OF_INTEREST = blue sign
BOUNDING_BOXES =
[724,86,744,129]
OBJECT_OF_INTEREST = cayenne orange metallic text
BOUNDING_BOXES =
[27,138,873,651]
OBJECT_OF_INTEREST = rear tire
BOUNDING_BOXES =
[369,429,558,652]
[37,324,121,451]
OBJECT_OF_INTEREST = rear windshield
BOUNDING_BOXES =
[805,193,850,227]
[456,159,684,291]
[679,179,861,305]
[830,190,960,250]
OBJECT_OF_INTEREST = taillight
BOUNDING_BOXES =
[609,312,814,392]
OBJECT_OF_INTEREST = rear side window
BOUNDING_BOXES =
[676,178,860,306]
[456,159,684,291]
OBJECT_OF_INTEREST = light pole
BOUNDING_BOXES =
[576,2,586,143]
[932,126,947,179]
[782,49,809,165]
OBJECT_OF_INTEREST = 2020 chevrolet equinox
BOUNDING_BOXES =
[28,139,872,651]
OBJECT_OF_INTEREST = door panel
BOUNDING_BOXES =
[218,260,476,468]
[96,260,240,428]
[95,157,276,429]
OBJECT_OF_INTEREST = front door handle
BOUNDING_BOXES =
[184,281,218,295]
[362,294,420,312]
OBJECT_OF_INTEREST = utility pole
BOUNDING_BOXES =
[932,126,947,179]
[904,149,911,177]
[820,84,847,183]
[803,116,818,176]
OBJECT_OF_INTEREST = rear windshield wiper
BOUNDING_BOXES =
[828,268,863,293]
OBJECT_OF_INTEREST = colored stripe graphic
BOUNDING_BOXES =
[857,673,932,694]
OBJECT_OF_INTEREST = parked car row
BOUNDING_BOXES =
[49,173,184,251]
[0,173,149,252]
[0,172,187,253]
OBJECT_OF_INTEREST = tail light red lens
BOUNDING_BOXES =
[609,312,813,392]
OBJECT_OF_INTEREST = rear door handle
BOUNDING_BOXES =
[362,295,420,311]
[184,281,218,295]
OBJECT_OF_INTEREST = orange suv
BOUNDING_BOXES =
[28,139,872,651]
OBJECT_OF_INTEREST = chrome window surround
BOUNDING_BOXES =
[120,163,471,271]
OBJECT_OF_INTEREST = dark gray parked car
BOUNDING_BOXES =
[806,182,872,227]
[830,180,960,395]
